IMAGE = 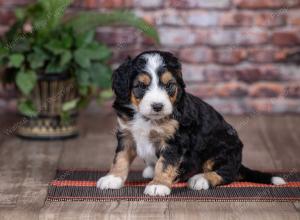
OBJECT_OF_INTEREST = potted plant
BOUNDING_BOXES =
[0,0,159,140]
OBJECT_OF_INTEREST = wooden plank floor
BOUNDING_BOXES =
[0,108,299,220]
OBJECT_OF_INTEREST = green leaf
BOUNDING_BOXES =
[61,32,73,48]
[14,8,26,20]
[75,69,90,86]
[62,99,79,111]
[66,11,159,43]
[89,63,112,89]
[18,99,38,117]
[74,49,91,68]
[77,97,89,109]
[28,47,48,69]
[60,111,71,124]
[86,43,111,61]
[8,54,24,68]
[46,59,67,73]
[75,30,95,48]
[37,0,73,31]
[78,85,89,96]
[60,50,72,66]
[45,39,67,55]
[16,70,37,95]
[10,38,31,53]
[0,46,8,64]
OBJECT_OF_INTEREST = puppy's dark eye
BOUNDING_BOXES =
[137,83,147,90]
[165,82,175,90]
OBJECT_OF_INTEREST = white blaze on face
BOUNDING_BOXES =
[139,54,173,119]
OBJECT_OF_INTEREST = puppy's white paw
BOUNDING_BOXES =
[144,184,171,196]
[271,176,286,185]
[96,174,124,189]
[188,174,210,190]
[142,166,154,179]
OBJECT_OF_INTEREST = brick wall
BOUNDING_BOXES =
[1,0,300,114]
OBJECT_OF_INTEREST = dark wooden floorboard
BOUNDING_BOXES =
[0,112,299,220]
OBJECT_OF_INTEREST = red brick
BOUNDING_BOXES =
[0,9,15,25]
[259,65,282,81]
[186,11,219,27]
[0,25,9,36]
[153,10,185,26]
[235,30,269,46]
[272,30,300,46]
[182,64,206,82]
[159,27,197,46]
[187,84,216,98]
[278,65,300,81]
[234,0,300,9]
[248,48,275,63]
[254,12,286,27]
[236,65,281,83]
[0,0,33,7]
[284,83,300,98]
[204,66,236,82]
[274,50,288,61]
[249,82,284,97]
[288,11,300,25]
[219,12,253,27]
[204,98,245,114]
[246,99,273,113]
[133,0,164,8]
[217,82,248,97]
[96,27,139,46]
[73,0,132,8]
[170,0,231,9]
[195,30,210,44]
[206,30,236,46]
[216,48,247,64]
[179,47,214,64]
[247,98,300,113]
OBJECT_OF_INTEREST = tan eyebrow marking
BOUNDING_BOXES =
[160,71,174,85]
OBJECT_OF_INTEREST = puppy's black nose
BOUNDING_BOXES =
[152,103,164,112]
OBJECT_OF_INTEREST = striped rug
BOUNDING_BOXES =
[46,170,300,202]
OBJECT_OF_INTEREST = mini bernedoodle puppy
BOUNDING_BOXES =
[97,51,286,196]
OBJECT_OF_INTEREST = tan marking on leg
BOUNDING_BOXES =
[203,159,215,173]
[203,171,223,187]
[109,131,136,181]
[149,157,178,188]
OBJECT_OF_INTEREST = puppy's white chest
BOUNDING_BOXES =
[130,116,158,165]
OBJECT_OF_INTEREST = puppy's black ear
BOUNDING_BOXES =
[112,57,132,104]
[163,52,185,88]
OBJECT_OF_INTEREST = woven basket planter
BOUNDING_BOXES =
[17,74,79,140]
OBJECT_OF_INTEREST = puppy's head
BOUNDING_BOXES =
[112,51,185,120]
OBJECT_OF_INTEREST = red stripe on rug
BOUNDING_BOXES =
[46,195,300,202]
[50,180,300,188]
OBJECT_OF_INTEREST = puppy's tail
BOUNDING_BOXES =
[239,165,286,185]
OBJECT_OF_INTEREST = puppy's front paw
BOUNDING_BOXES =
[96,174,124,189]
[188,174,210,190]
[144,184,171,196]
